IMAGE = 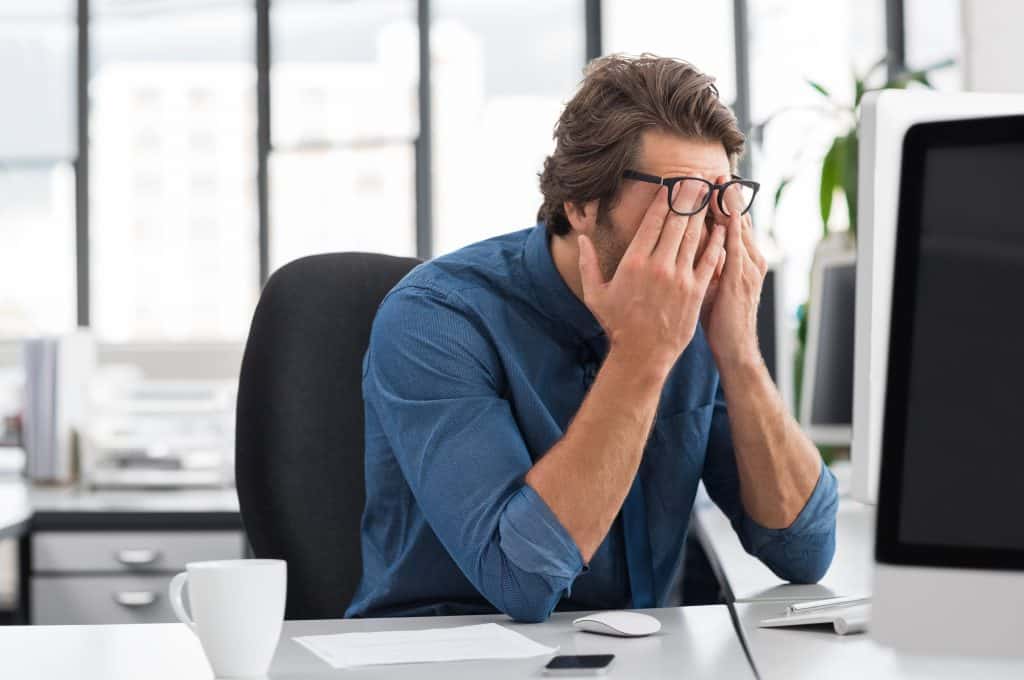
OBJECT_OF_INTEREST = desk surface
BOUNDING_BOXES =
[698,481,1024,678]
[734,602,1024,680]
[0,606,753,679]
[0,479,31,540]
[694,494,874,603]
[0,479,239,535]
[27,485,239,514]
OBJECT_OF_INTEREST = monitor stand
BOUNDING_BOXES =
[872,563,1024,656]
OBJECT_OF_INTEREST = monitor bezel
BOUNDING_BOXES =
[799,249,856,445]
[875,113,1024,569]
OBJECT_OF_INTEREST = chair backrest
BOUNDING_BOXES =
[235,252,419,620]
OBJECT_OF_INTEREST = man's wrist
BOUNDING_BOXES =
[603,345,673,392]
[713,345,767,385]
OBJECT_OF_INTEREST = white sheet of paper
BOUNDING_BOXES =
[293,622,558,669]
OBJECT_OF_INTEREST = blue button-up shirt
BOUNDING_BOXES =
[346,224,838,622]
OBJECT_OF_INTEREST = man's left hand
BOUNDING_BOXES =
[701,175,768,371]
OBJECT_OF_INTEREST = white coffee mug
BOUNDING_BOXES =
[169,559,286,678]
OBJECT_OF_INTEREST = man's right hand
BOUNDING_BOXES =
[577,183,726,378]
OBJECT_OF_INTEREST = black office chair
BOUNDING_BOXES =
[235,252,420,620]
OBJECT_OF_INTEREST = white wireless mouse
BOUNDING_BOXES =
[572,611,662,637]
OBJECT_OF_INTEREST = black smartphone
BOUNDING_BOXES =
[544,654,615,675]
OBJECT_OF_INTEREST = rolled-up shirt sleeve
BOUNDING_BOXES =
[364,286,584,622]
[701,384,839,584]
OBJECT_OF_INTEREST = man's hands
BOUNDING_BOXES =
[535,182,725,562]
[702,176,769,371]
[577,183,726,378]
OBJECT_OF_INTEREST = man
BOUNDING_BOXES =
[346,55,838,622]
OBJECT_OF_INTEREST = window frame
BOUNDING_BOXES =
[64,0,909,336]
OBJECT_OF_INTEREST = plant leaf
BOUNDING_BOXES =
[773,176,793,210]
[905,69,929,84]
[820,137,843,236]
[880,57,950,91]
[807,79,831,98]
[842,130,859,235]
[865,55,889,81]
[884,74,908,90]
[905,69,934,88]
[921,56,956,72]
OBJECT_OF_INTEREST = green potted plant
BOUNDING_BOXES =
[754,56,953,456]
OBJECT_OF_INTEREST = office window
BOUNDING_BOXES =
[269,0,417,270]
[430,0,584,256]
[0,1,77,335]
[747,0,885,313]
[0,166,77,336]
[905,0,962,90]
[602,0,736,104]
[89,1,258,342]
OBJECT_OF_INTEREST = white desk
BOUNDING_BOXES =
[28,485,239,511]
[0,480,31,540]
[0,479,239,535]
[733,601,1024,680]
[0,606,754,679]
[695,489,1024,678]
[694,495,875,602]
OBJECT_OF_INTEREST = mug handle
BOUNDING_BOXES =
[168,571,196,633]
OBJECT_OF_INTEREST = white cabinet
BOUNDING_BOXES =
[30,530,244,625]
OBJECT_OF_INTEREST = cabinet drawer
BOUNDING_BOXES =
[33,531,244,573]
[32,575,180,625]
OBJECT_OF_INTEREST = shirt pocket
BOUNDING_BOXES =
[645,403,714,514]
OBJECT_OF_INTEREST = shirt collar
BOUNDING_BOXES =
[524,223,604,342]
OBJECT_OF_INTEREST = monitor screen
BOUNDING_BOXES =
[758,268,778,384]
[878,115,1024,567]
[810,261,856,427]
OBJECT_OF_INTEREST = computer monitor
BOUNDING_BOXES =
[757,260,794,413]
[851,90,1024,504]
[799,249,855,446]
[870,112,1024,656]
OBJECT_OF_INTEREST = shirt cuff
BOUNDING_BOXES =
[498,484,585,591]
[739,460,839,558]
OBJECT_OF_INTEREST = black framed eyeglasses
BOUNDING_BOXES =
[622,169,760,217]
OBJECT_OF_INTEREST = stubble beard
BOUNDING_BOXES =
[592,217,631,283]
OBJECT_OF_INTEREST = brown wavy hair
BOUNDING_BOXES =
[538,54,745,236]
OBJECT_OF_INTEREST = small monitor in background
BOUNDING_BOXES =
[757,261,794,413]
[799,249,855,446]
[757,267,779,383]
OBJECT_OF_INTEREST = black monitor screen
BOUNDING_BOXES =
[879,117,1024,567]
[810,262,856,426]
[758,269,777,383]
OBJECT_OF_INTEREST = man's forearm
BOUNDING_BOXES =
[717,355,822,528]
[525,348,666,562]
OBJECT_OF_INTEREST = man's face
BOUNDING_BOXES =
[591,130,732,281]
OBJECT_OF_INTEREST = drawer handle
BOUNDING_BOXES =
[113,591,159,608]
[115,549,162,566]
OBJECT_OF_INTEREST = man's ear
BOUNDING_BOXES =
[563,199,600,236]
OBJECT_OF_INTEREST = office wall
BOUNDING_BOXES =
[97,342,244,381]
[962,0,1024,92]
[0,340,243,380]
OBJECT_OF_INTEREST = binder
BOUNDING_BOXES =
[22,331,96,483]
